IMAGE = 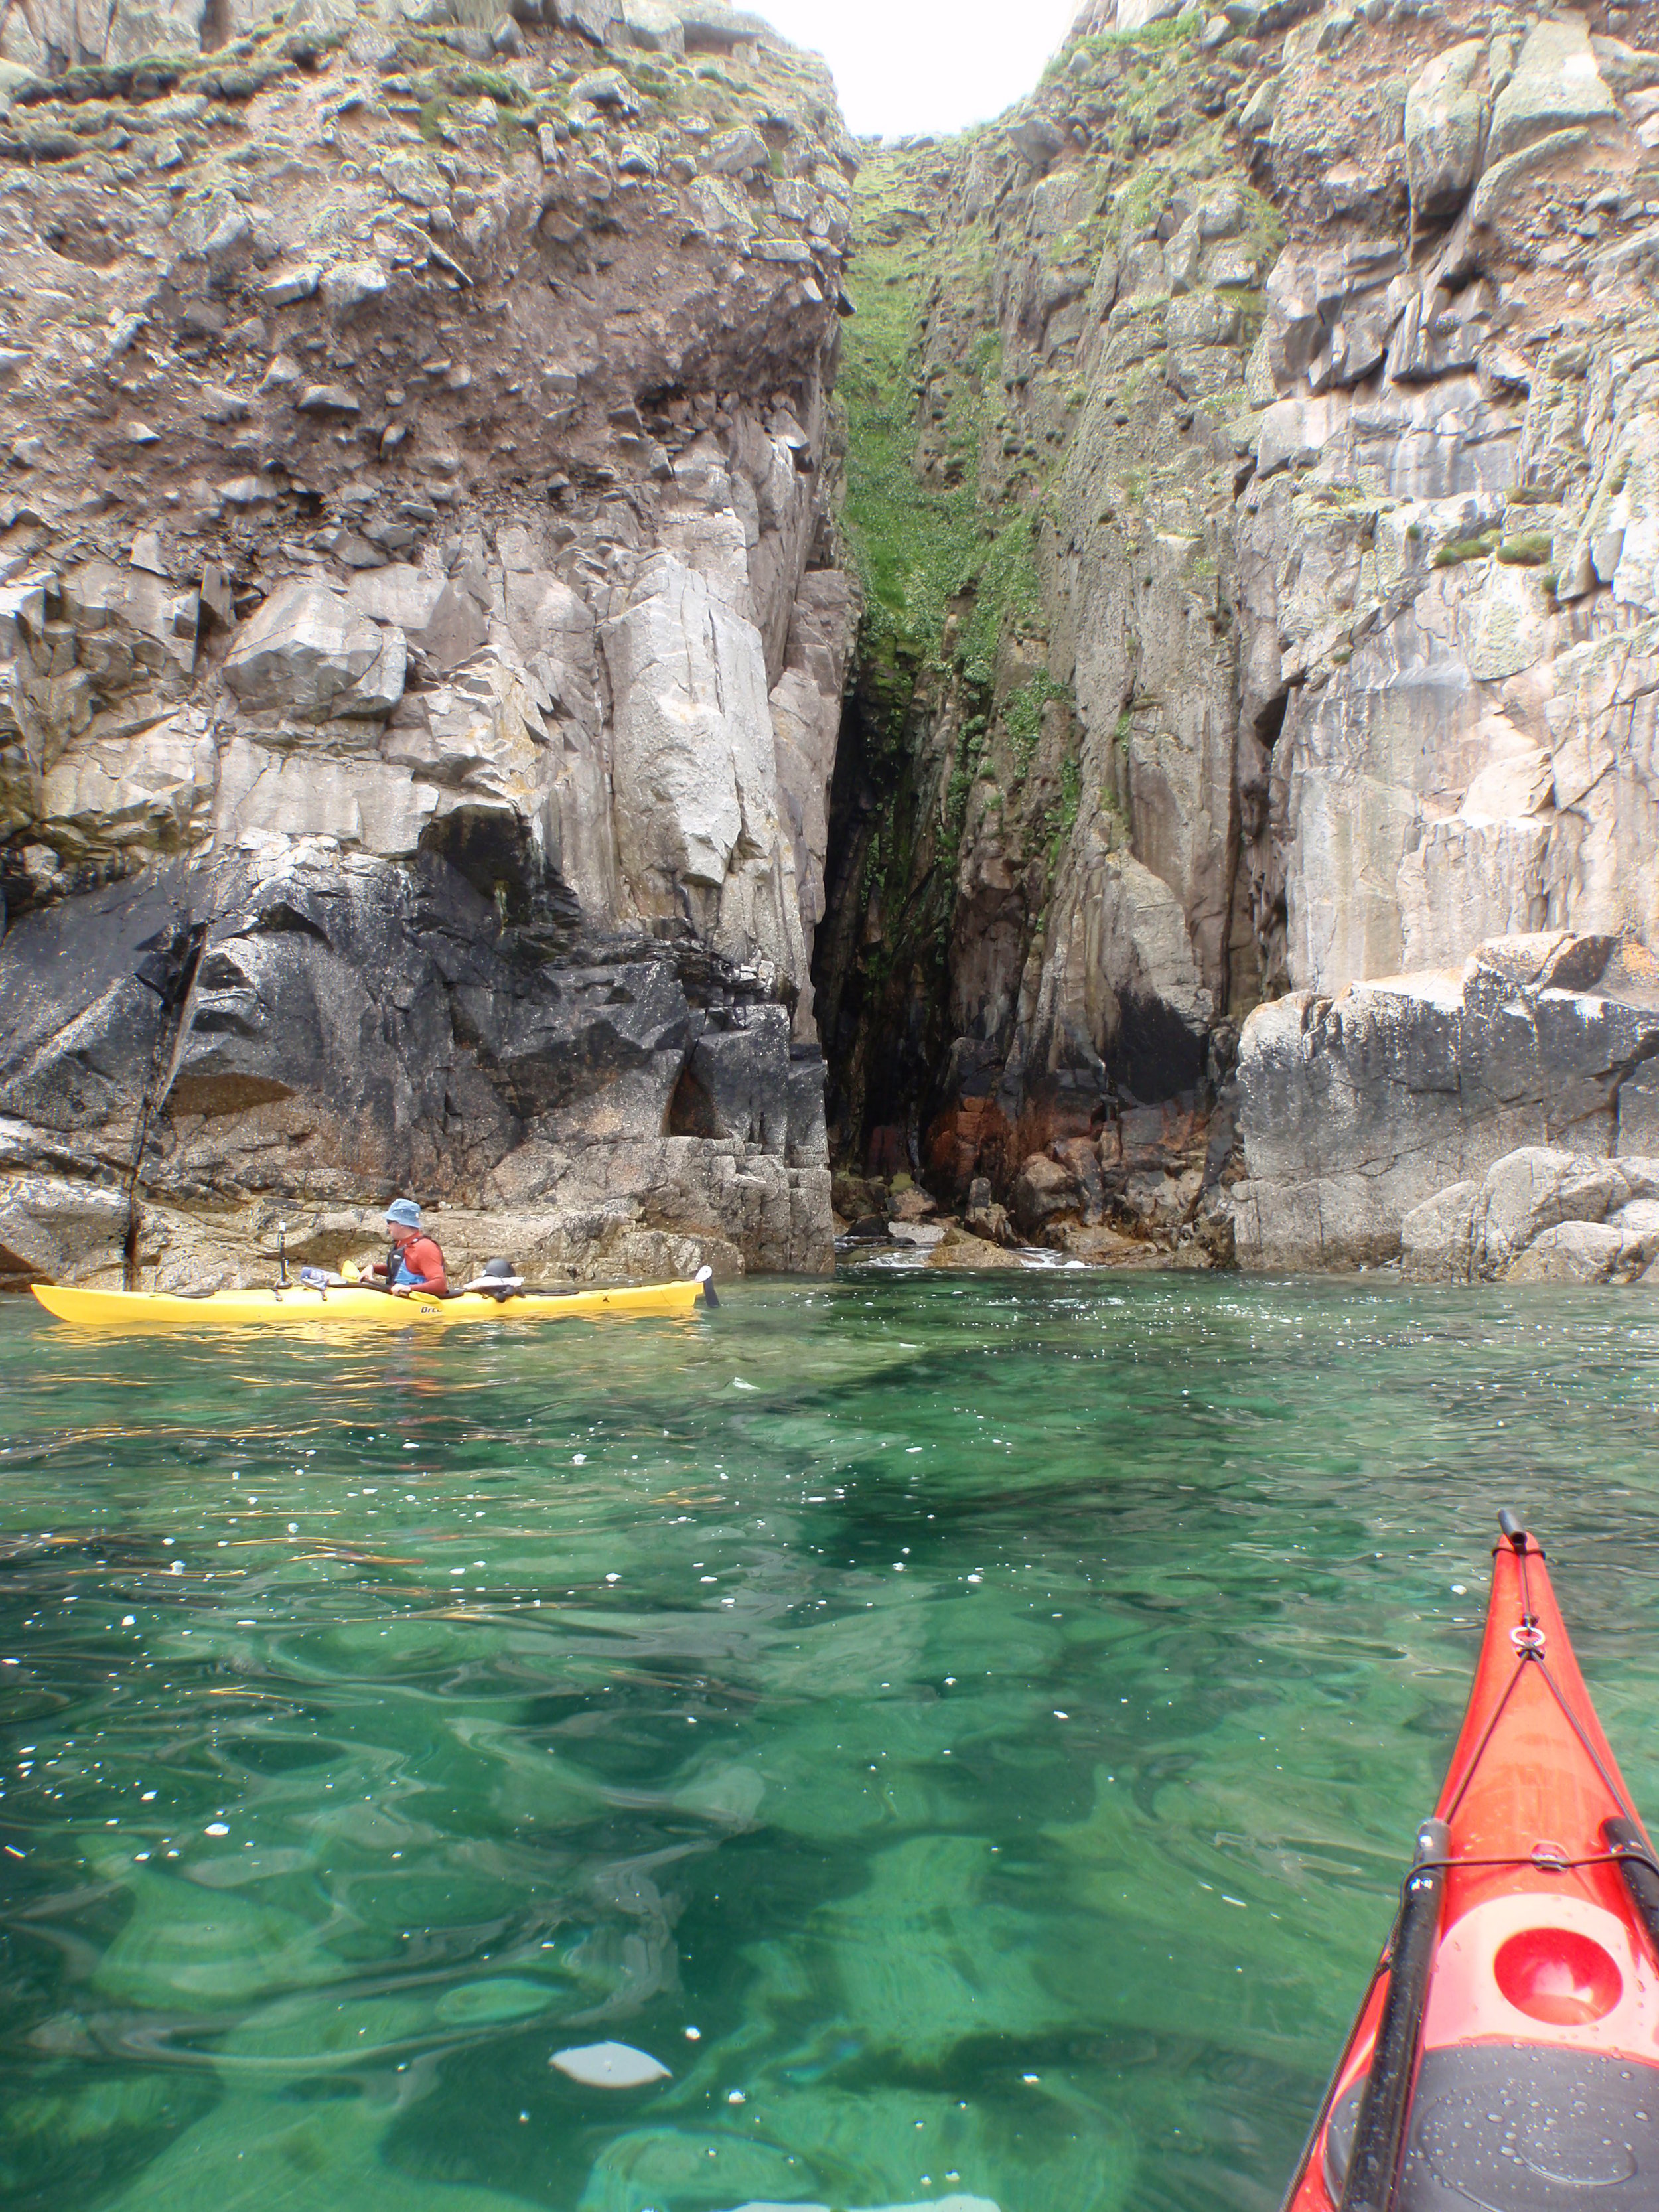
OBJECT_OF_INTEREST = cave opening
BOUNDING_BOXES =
[666,1057,718,1140]
[1253,686,1290,753]
[812,684,884,1167]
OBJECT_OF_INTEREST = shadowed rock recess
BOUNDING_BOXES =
[5,0,1659,1289]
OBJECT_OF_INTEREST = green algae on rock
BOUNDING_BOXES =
[812,0,1659,1284]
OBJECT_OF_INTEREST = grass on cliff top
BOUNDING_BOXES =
[1044,11,1203,74]
[840,151,1042,720]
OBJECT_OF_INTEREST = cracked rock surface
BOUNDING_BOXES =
[1232,926,1659,1266]
[0,0,855,1286]
[11,0,1659,1291]
[808,0,1659,1274]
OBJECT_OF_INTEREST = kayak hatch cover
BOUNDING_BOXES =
[1280,1511,1659,2212]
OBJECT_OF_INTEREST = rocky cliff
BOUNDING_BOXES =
[9,0,1659,1292]
[0,0,857,1288]
[811,0,1659,1272]
[1233,925,1659,1264]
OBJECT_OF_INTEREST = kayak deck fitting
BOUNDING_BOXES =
[30,1275,714,1328]
[1281,1511,1659,2211]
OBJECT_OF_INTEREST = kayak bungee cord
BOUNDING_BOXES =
[1443,1516,1639,1842]
[1531,1648,1641,1826]
[1280,1510,1659,2212]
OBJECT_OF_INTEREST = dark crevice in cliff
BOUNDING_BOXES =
[1252,688,1289,756]
[667,1057,719,1140]
[816,142,1053,1187]
[124,913,208,1288]
[419,808,583,938]
[812,670,950,1177]
[813,99,1265,1254]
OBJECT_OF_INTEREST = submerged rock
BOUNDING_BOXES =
[550,2041,670,2087]
[925,1228,1019,1270]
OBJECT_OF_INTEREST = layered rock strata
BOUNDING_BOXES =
[812,0,1659,1273]
[0,0,857,1286]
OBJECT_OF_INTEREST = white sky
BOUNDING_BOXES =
[755,0,1084,139]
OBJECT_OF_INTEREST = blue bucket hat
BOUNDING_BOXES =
[386,1198,421,1229]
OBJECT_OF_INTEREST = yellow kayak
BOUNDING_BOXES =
[31,1276,713,1329]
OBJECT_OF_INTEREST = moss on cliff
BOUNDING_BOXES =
[822,11,1275,1167]
[1045,13,1203,76]
[824,141,1086,1164]
[1005,669,1068,773]
[839,151,979,715]
[841,147,1052,736]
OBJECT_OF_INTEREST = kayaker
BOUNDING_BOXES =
[364,1199,449,1298]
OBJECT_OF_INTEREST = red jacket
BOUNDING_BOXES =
[373,1234,447,1293]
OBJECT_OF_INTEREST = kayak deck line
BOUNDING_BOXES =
[29,1272,716,1329]
[1281,1510,1659,2212]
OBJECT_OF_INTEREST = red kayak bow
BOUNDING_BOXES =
[1281,1512,1659,2211]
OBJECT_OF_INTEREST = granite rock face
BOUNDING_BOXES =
[0,0,855,1283]
[11,0,1659,1287]
[0,853,832,1291]
[1233,930,1659,1267]
[1400,1143,1659,1284]
[809,0,1659,1278]
[1224,5,1659,1021]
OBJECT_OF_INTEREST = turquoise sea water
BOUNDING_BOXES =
[4,1272,1659,2212]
